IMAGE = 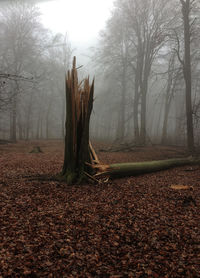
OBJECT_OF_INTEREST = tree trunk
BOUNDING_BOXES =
[46,95,53,140]
[139,43,150,146]
[36,111,41,140]
[116,66,127,142]
[26,92,33,140]
[140,90,147,145]
[61,57,94,184]
[140,73,149,145]
[18,112,23,140]
[161,75,178,144]
[161,55,176,144]
[181,0,194,152]
[95,157,200,179]
[133,58,140,144]
[61,97,65,139]
[10,95,17,142]
[40,117,43,139]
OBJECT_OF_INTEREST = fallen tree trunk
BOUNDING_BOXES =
[61,58,199,185]
[94,157,200,179]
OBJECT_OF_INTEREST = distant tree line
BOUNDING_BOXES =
[0,0,200,153]
[0,1,72,142]
[91,0,200,152]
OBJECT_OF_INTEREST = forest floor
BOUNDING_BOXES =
[0,140,200,277]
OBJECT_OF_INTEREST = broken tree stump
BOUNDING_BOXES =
[30,146,43,153]
[61,57,95,184]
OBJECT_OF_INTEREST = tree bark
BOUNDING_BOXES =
[96,157,200,178]
[61,57,94,184]
[133,51,140,144]
[161,55,179,144]
[10,95,17,142]
[180,0,195,152]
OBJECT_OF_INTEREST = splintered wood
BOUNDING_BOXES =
[65,57,97,164]
[62,56,99,182]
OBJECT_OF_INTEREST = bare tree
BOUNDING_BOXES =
[95,0,170,145]
[173,0,197,151]
[180,0,195,152]
[95,10,131,142]
[125,0,171,144]
[0,2,45,141]
[161,52,182,144]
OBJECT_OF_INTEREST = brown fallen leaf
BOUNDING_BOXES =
[170,185,193,190]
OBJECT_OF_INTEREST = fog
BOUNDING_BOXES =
[39,0,113,43]
[0,0,200,150]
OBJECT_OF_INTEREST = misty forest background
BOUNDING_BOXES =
[0,0,200,151]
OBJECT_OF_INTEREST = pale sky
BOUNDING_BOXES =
[38,0,114,45]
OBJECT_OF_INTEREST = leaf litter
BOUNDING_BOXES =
[0,141,200,277]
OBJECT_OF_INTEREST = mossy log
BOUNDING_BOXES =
[94,157,200,178]
[30,146,43,153]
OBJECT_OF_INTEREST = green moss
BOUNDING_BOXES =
[57,167,90,185]
[109,157,200,178]
[30,146,43,153]
[66,172,77,185]
[56,171,77,185]
[77,172,87,184]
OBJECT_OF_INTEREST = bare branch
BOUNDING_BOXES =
[0,73,34,82]
[172,29,184,66]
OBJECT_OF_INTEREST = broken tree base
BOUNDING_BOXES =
[61,57,94,185]
[60,169,94,185]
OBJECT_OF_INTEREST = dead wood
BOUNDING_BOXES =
[30,146,43,153]
[61,57,97,184]
[91,157,200,179]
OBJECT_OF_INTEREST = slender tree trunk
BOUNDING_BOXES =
[18,112,23,140]
[26,118,30,140]
[181,0,194,152]
[120,77,126,140]
[36,111,41,140]
[161,75,178,144]
[106,115,112,140]
[161,56,175,144]
[46,117,49,139]
[138,41,150,146]
[133,62,140,144]
[161,101,171,144]
[10,96,17,142]
[61,97,65,139]
[116,67,127,142]
[26,92,33,140]
[40,118,43,139]
[46,96,53,139]
[140,78,148,145]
